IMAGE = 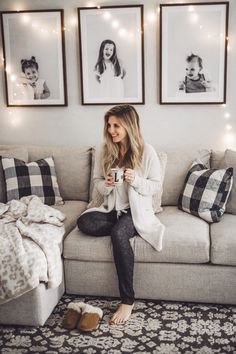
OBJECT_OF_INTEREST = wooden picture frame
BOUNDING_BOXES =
[160,2,229,104]
[78,5,145,105]
[1,10,67,106]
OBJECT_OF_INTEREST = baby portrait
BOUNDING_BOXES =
[179,54,212,93]
[160,3,227,103]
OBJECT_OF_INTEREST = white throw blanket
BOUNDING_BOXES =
[0,195,65,304]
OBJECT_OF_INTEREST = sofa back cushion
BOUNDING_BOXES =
[161,149,211,205]
[211,149,236,214]
[0,147,28,203]
[27,146,92,202]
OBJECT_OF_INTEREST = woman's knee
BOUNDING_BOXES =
[111,227,128,247]
[77,213,92,234]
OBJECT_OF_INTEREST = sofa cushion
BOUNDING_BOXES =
[0,147,28,203]
[211,149,236,214]
[178,161,233,222]
[162,149,211,206]
[64,207,210,264]
[211,213,236,266]
[27,146,92,202]
[2,156,63,206]
[134,206,210,263]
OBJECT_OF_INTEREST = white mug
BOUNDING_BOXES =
[111,168,124,184]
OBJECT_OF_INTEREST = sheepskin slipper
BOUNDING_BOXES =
[62,302,83,330]
[78,304,103,332]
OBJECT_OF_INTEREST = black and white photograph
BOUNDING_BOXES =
[78,5,144,105]
[160,2,229,104]
[1,10,67,106]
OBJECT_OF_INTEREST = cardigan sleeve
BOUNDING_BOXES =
[130,145,162,196]
[93,145,114,196]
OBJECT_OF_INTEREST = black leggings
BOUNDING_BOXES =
[77,209,136,305]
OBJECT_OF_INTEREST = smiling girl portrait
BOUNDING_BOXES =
[94,39,126,99]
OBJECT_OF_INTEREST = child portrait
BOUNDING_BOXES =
[16,56,50,100]
[1,10,67,106]
[94,39,126,99]
[160,3,228,104]
[78,6,144,104]
[179,53,212,93]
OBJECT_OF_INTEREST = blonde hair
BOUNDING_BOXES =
[102,104,144,175]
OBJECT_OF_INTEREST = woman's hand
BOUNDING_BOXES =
[124,168,135,184]
[105,172,115,187]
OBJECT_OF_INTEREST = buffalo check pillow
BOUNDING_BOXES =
[1,156,63,206]
[178,161,233,222]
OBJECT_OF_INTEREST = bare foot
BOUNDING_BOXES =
[110,303,134,325]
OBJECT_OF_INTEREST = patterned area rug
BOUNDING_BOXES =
[0,295,235,354]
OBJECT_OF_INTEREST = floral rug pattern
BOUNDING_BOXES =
[0,295,235,354]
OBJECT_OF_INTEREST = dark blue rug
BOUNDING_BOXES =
[0,295,235,354]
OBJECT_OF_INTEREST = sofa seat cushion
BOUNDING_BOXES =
[211,213,236,266]
[135,207,210,263]
[64,207,210,264]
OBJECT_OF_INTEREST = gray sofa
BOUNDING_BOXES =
[0,144,235,326]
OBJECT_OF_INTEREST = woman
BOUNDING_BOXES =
[77,104,165,324]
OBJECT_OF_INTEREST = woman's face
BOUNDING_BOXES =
[107,116,127,144]
[103,43,114,60]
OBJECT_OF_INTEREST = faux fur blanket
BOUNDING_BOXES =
[0,195,65,304]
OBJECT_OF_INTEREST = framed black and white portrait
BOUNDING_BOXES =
[78,5,144,105]
[1,10,67,107]
[160,2,229,104]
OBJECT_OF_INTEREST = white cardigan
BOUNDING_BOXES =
[83,143,165,251]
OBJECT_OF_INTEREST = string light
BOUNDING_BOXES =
[10,116,21,127]
[224,132,235,148]
[190,13,198,23]
[147,11,156,23]
[21,15,30,24]
[118,28,126,37]
[111,20,119,29]
[103,11,111,20]
[70,17,77,26]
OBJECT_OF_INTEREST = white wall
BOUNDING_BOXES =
[0,0,235,150]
